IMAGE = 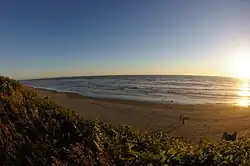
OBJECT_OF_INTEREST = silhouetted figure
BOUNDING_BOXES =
[60,120,77,144]
[180,114,184,124]
[180,114,183,123]
[222,132,237,141]
[51,113,65,123]
[180,114,189,124]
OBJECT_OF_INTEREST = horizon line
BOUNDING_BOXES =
[20,74,237,81]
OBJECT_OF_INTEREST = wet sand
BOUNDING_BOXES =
[35,88,250,140]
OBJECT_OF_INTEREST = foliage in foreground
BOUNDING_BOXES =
[0,76,250,165]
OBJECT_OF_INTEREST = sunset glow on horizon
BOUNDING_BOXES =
[230,47,250,80]
[0,0,249,79]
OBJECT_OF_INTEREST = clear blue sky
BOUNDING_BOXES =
[0,0,249,79]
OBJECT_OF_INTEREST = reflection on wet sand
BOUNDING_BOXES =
[238,82,250,107]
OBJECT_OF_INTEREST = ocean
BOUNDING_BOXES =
[21,75,250,105]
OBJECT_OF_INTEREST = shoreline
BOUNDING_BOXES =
[33,87,235,106]
[33,87,250,140]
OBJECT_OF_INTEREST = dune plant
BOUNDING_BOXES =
[0,76,250,165]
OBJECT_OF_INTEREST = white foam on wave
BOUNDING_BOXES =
[21,75,246,104]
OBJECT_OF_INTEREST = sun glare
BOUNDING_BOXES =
[231,49,250,80]
[238,98,250,107]
[232,57,250,80]
[237,82,250,107]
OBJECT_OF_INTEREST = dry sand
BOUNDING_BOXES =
[35,88,250,140]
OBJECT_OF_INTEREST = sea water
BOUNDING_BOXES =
[21,75,250,105]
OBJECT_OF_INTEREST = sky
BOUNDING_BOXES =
[0,0,250,79]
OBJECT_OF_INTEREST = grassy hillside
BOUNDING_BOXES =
[1,76,250,165]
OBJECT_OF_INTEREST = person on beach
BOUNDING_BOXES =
[180,113,189,125]
[180,114,184,124]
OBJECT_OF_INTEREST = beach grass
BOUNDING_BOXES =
[1,76,250,165]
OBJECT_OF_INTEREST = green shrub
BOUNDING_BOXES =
[0,76,250,165]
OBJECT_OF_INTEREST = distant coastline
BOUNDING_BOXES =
[20,74,238,81]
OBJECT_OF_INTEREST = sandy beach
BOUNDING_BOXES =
[35,88,250,140]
